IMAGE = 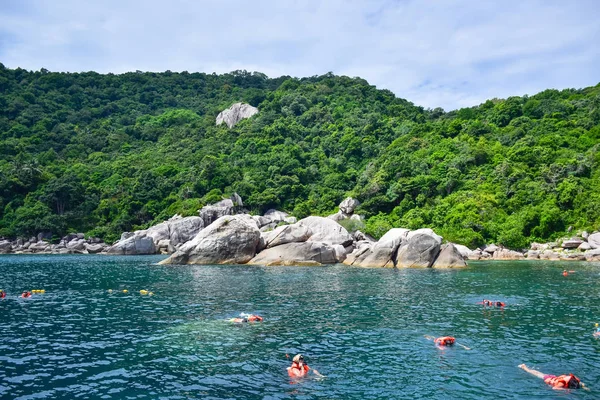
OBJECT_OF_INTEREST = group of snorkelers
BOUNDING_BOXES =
[0,289,45,298]
[227,313,322,378]
[228,302,594,388]
[423,298,590,391]
[480,299,505,307]
[4,287,592,388]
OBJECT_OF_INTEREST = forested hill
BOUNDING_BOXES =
[1,64,599,248]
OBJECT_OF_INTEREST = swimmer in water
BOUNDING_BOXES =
[229,313,263,323]
[287,354,324,378]
[21,291,32,298]
[481,299,506,307]
[0,290,6,299]
[594,323,600,337]
[424,335,471,350]
[519,364,588,390]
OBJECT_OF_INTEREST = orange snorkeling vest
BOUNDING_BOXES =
[435,336,455,346]
[288,362,310,377]
[545,374,580,389]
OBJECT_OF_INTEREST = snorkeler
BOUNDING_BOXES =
[287,354,324,378]
[519,364,588,390]
[435,336,455,346]
[424,335,471,350]
[229,313,263,323]
[480,299,506,307]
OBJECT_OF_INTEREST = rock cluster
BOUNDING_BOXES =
[157,196,465,268]
[216,102,259,128]
[467,232,600,262]
[160,214,261,265]
[4,192,598,268]
[344,227,466,269]
[106,214,204,255]
[0,233,110,255]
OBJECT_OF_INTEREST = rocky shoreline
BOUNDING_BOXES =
[466,235,600,262]
[1,194,599,265]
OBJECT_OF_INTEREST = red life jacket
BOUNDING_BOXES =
[435,336,455,346]
[0,291,5,298]
[287,362,310,377]
[21,292,31,298]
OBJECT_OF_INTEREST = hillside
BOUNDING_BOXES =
[0,64,599,248]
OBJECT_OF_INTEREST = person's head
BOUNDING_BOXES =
[292,354,304,364]
[565,374,581,389]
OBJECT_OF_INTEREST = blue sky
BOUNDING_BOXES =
[0,0,598,110]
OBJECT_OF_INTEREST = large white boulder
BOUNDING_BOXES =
[299,216,353,247]
[216,102,259,128]
[106,237,156,255]
[588,232,600,249]
[248,242,337,266]
[168,216,204,246]
[431,243,468,268]
[348,228,409,268]
[349,241,396,268]
[159,214,260,265]
[396,233,441,268]
[262,224,312,249]
[339,197,360,215]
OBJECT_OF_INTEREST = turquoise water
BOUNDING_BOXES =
[1,255,600,399]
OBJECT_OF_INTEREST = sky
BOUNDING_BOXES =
[0,0,598,110]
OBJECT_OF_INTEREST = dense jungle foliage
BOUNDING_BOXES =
[0,63,599,248]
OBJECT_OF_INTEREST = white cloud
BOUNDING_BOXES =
[0,0,598,110]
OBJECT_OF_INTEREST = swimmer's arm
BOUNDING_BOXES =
[518,364,545,379]
[581,382,591,392]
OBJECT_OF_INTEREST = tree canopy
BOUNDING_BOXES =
[1,64,599,248]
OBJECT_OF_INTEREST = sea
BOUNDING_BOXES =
[1,255,599,399]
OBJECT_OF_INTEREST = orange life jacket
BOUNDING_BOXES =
[247,315,263,322]
[287,362,310,377]
[545,374,580,389]
[435,336,455,346]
